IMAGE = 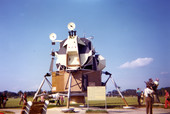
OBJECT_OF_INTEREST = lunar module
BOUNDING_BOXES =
[50,22,107,105]
[32,23,128,110]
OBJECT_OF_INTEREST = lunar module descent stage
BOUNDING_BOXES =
[33,22,129,109]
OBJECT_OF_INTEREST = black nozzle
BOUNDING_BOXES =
[74,31,76,36]
[52,42,55,45]
[69,31,71,36]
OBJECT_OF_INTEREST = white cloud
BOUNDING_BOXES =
[160,72,169,75]
[119,57,153,69]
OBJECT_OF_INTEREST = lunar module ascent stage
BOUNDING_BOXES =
[33,22,129,109]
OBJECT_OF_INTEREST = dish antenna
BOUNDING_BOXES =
[49,33,57,45]
[67,22,76,31]
[49,33,57,41]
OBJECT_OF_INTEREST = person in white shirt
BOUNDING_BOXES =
[144,84,154,114]
[153,78,160,103]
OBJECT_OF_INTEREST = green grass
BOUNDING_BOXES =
[87,96,165,108]
[86,109,108,113]
[2,97,33,108]
[2,96,166,109]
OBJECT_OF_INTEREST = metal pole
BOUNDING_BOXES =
[49,57,54,73]
[33,77,46,101]
[105,99,107,109]
[67,72,72,108]
[87,100,89,109]
[45,77,52,89]
[110,77,128,106]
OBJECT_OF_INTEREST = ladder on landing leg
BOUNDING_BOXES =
[21,100,49,114]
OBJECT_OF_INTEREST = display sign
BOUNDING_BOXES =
[87,86,106,101]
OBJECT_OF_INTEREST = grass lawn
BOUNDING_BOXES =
[87,96,165,108]
[86,109,108,113]
[1,97,33,108]
[2,96,166,109]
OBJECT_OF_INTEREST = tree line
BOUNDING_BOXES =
[107,87,170,97]
[0,90,52,98]
[0,87,169,98]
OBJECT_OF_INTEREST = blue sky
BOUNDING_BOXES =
[0,0,169,93]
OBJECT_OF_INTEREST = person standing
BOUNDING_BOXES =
[1,92,7,108]
[23,92,27,105]
[41,91,46,102]
[141,91,144,104]
[0,93,2,108]
[164,90,170,109]
[56,96,60,106]
[136,88,142,106]
[60,96,64,105]
[144,84,154,114]
[153,78,160,103]
[19,92,24,105]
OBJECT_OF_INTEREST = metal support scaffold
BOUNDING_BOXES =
[102,71,134,108]
[67,72,72,108]
[33,73,52,101]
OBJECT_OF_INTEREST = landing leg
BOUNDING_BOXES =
[110,77,135,109]
[67,72,72,108]
[62,72,74,112]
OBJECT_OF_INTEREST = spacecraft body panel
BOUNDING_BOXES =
[49,23,109,104]
[52,71,65,92]
[52,70,102,93]
[55,36,105,71]
[51,24,106,94]
[55,54,66,67]
[65,36,81,69]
